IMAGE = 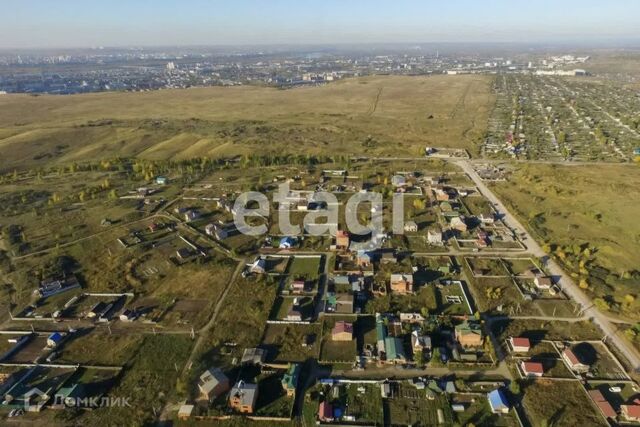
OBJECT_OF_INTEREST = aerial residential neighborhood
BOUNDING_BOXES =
[1,150,639,426]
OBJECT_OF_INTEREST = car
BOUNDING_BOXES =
[609,386,622,393]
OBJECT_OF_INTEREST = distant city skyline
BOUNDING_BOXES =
[3,0,640,49]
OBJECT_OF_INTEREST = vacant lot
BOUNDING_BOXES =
[0,75,493,172]
[522,380,605,427]
[492,163,640,320]
[261,323,321,362]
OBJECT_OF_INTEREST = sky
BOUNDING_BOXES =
[2,0,640,49]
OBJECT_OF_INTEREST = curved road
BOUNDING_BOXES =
[454,159,640,372]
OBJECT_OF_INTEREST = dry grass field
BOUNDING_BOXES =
[0,74,493,172]
[491,163,640,319]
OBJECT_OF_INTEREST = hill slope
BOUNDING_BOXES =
[0,74,493,172]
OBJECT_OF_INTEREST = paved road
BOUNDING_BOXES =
[455,159,640,371]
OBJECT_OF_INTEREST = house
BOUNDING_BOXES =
[427,229,443,245]
[488,388,510,414]
[434,187,450,201]
[176,247,192,260]
[562,348,590,373]
[177,404,194,420]
[333,294,354,314]
[281,363,300,397]
[250,258,266,274]
[404,221,418,233]
[390,274,414,294]
[384,336,407,363]
[534,276,553,290]
[319,401,334,422]
[37,275,81,299]
[381,382,391,398]
[205,223,235,240]
[332,321,353,341]
[476,231,489,248]
[588,390,617,419]
[286,307,303,322]
[47,332,63,348]
[52,383,85,409]
[411,330,432,352]
[87,301,107,319]
[520,361,544,377]
[479,212,495,224]
[291,280,307,294]
[621,404,640,422]
[391,175,406,187]
[335,230,350,249]
[279,236,296,249]
[449,216,467,232]
[241,348,266,365]
[376,315,388,356]
[198,368,230,402]
[509,337,531,353]
[455,321,483,348]
[229,381,258,414]
[119,309,136,322]
[356,251,372,267]
[400,313,425,323]
[184,210,199,222]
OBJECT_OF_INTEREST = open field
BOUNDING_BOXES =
[521,380,606,427]
[0,75,493,172]
[491,163,640,320]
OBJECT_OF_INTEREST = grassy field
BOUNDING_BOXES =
[0,74,493,172]
[521,380,606,427]
[491,318,603,342]
[491,163,640,319]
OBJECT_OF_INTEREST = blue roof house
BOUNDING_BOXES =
[47,332,63,348]
[488,388,510,414]
[279,237,296,249]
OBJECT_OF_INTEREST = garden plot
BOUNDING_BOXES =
[386,383,454,426]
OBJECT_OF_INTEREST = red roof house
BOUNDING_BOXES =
[510,337,531,353]
[520,361,544,377]
[622,404,640,422]
[319,401,334,422]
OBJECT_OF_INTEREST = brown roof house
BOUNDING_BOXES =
[449,216,467,233]
[455,320,483,348]
[335,230,350,250]
[534,276,553,290]
[332,321,353,341]
[198,367,230,402]
[390,274,414,294]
